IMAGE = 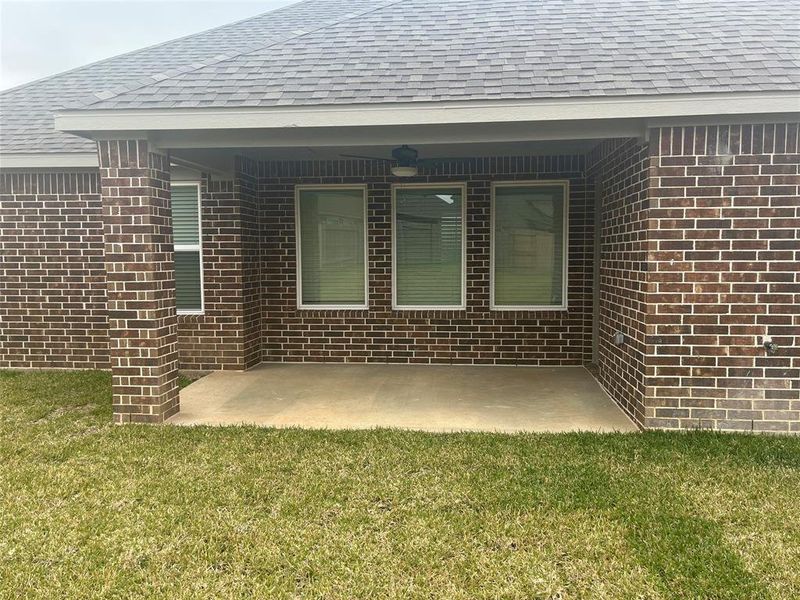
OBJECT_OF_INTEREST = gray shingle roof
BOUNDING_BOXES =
[0,0,389,154]
[3,0,800,155]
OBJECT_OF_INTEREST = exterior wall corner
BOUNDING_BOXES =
[98,139,179,423]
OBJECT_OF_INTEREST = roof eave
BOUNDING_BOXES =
[54,91,800,136]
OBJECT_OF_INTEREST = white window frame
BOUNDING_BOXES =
[295,184,369,310]
[490,180,570,311]
[172,181,204,315]
[391,182,468,311]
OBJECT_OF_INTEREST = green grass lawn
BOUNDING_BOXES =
[1,370,799,599]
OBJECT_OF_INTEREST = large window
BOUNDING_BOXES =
[172,183,203,314]
[492,182,568,310]
[296,186,367,309]
[393,184,466,309]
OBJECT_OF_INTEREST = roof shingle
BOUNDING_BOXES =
[0,0,390,154]
[2,0,799,155]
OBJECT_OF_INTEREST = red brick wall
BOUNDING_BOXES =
[0,167,261,374]
[176,170,260,371]
[2,133,797,433]
[0,171,109,369]
[646,123,800,433]
[237,156,263,370]
[258,156,595,365]
[588,139,652,426]
[98,140,179,423]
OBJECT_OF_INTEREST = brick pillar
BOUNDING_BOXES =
[98,140,179,423]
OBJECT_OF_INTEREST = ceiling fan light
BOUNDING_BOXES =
[390,165,418,177]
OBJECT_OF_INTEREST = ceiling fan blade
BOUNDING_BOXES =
[416,157,466,167]
[339,154,393,162]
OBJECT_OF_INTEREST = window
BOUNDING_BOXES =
[393,184,466,309]
[492,182,568,310]
[296,186,367,309]
[172,183,203,314]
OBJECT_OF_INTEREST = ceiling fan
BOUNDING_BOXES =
[340,145,458,177]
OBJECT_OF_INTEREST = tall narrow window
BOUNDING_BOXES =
[492,182,568,309]
[393,185,465,309]
[296,186,367,308]
[172,183,203,313]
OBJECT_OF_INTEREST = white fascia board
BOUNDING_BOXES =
[151,119,645,149]
[55,92,800,134]
[0,152,98,169]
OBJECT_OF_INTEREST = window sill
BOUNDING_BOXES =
[392,306,467,311]
[297,305,369,311]
[490,305,568,312]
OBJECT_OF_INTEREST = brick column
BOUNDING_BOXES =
[98,140,179,423]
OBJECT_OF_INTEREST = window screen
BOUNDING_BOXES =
[297,188,366,307]
[493,184,566,308]
[172,184,203,313]
[394,186,464,307]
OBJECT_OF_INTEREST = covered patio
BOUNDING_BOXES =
[53,101,676,430]
[168,364,636,433]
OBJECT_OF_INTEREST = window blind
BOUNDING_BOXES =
[394,187,463,307]
[175,250,202,311]
[298,188,366,306]
[172,184,202,312]
[493,184,566,307]
[172,184,200,245]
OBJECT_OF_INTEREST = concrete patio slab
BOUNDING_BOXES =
[168,364,637,433]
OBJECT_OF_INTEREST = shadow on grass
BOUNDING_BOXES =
[529,456,766,599]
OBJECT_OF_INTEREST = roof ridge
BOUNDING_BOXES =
[74,0,406,110]
[0,0,317,97]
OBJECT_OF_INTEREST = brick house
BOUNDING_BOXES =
[1,0,798,431]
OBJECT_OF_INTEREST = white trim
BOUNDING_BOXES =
[391,182,468,311]
[490,180,570,311]
[152,121,642,149]
[294,184,369,311]
[172,181,205,315]
[0,152,98,169]
[55,92,800,134]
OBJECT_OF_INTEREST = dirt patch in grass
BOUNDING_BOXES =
[34,404,95,423]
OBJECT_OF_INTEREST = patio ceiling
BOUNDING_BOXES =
[169,137,606,177]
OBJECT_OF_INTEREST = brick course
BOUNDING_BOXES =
[1,167,261,374]
[175,162,260,371]
[0,171,108,369]
[1,129,797,433]
[588,138,652,426]
[259,156,595,365]
[645,123,800,433]
[98,140,179,423]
